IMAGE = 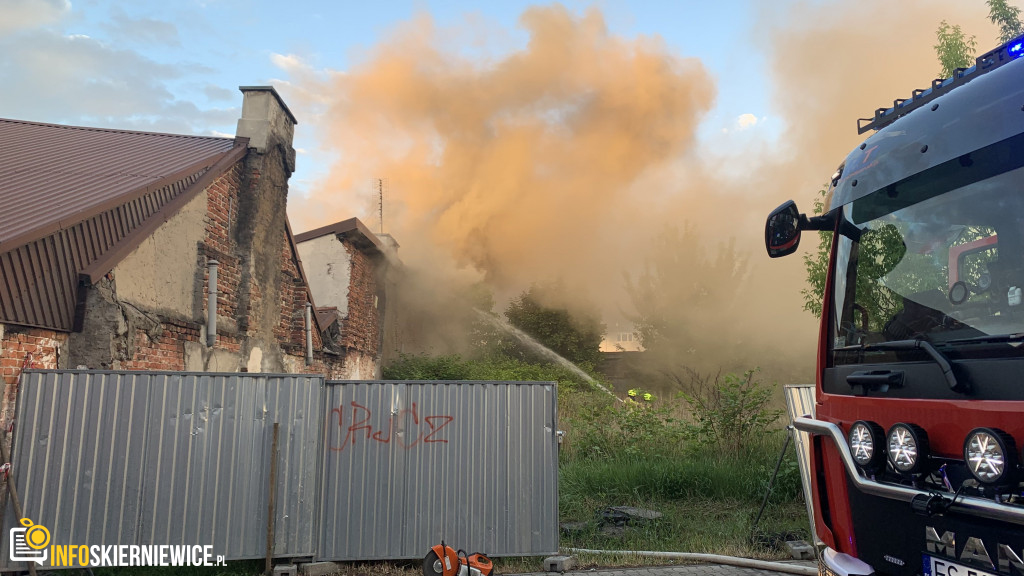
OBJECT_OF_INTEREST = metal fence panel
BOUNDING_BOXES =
[319,380,559,560]
[784,384,818,546]
[0,370,324,571]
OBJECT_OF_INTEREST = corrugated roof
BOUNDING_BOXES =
[0,118,238,251]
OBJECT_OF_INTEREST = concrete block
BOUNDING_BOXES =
[273,564,298,576]
[544,555,575,572]
[298,561,341,576]
[785,540,816,560]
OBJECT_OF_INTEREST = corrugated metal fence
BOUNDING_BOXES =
[0,371,559,571]
[783,384,818,546]
[0,371,323,571]
[320,381,558,560]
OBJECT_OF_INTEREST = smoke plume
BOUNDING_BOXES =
[285,1,998,382]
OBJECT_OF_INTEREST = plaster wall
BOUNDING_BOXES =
[297,235,352,317]
[113,190,207,317]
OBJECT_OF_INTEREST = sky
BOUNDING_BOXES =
[0,0,780,201]
[1,0,1012,377]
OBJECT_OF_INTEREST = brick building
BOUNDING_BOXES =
[294,217,397,380]
[0,86,388,426]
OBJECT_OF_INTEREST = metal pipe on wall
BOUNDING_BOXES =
[207,259,218,347]
[304,302,313,365]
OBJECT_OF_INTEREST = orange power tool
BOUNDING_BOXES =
[423,541,494,576]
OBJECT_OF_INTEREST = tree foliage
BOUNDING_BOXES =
[935,20,978,78]
[988,0,1024,43]
[625,224,747,352]
[503,281,605,368]
[801,187,832,318]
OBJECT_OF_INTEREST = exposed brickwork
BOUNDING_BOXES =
[118,318,201,372]
[202,163,244,324]
[0,325,65,426]
[277,228,324,351]
[338,240,381,357]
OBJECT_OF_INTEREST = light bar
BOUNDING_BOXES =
[858,32,1024,134]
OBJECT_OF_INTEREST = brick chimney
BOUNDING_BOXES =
[236,85,297,175]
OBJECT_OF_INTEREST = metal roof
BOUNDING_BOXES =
[294,217,385,254]
[0,118,238,251]
[0,118,246,331]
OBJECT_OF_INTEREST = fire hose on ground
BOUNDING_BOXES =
[561,548,817,576]
[562,429,816,576]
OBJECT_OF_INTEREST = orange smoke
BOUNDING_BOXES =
[285,1,1001,379]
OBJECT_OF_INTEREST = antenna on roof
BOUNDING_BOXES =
[375,178,387,235]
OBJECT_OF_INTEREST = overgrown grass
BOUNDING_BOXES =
[558,436,809,560]
[555,373,810,563]
[560,442,802,506]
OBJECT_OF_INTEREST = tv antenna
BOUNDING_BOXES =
[375,178,388,234]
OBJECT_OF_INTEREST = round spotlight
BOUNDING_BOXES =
[964,428,1017,485]
[887,423,930,474]
[848,420,886,471]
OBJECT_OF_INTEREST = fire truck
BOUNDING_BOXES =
[765,35,1024,576]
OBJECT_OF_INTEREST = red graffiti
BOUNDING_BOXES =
[329,401,455,452]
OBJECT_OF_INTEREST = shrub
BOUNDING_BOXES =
[679,368,783,453]
[383,354,473,380]
[563,398,689,460]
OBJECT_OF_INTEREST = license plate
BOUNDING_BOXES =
[924,554,1000,576]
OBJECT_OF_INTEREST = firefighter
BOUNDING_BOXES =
[626,389,654,404]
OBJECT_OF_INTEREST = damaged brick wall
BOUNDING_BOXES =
[0,325,66,427]
[119,319,200,372]
[276,227,326,360]
[338,239,382,360]
[69,142,348,376]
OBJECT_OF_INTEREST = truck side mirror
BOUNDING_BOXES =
[765,200,802,258]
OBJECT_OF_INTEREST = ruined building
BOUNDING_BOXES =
[0,86,390,424]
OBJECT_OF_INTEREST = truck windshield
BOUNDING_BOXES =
[832,164,1024,362]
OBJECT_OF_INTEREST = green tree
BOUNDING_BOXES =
[625,224,747,352]
[503,281,605,368]
[801,186,832,318]
[988,0,1024,43]
[935,20,978,77]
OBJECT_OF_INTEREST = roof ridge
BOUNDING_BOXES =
[0,117,236,141]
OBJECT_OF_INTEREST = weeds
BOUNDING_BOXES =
[677,368,784,453]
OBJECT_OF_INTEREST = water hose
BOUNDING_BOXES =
[562,548,817,576]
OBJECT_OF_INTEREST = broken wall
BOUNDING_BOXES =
[297,233,385,378]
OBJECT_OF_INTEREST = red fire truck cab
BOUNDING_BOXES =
[766,37,1024,576]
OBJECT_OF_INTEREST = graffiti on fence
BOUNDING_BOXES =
[329,401,455,452]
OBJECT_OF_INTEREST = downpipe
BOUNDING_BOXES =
[206,259,218,347]
[563,548,817,576]
[304,302,313,365]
